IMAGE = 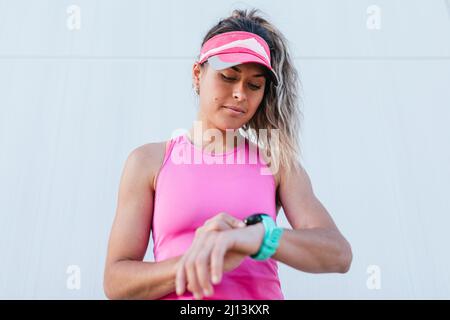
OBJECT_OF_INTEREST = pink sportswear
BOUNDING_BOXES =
[151,133,283,300]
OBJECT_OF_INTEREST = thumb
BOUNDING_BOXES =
[233,219,247,228]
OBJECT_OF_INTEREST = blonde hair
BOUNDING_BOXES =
[197,8,303,175]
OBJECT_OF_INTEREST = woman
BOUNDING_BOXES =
[103,9,352,300]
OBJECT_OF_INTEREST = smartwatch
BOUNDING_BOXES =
[243,213,284,260]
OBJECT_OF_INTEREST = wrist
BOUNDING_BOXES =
[248,223,265,256]
[243,213,284,260]
[232,223,265,256]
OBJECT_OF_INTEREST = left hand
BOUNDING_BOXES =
[175,219,264,299]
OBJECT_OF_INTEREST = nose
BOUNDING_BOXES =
[232,83,247,101]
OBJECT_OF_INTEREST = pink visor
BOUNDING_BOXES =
[197,31,279,86]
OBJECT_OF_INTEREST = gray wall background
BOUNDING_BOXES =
[0,0,449,299]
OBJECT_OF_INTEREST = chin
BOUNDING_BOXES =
[216,120,245,131]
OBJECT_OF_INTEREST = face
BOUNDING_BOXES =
[192,61,267,132]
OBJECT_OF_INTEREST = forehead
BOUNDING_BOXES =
[220,63,267,80]
[229,62,266,73]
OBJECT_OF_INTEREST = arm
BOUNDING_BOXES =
[227,140,352,273]
[172,162,353,299]
[103,144,181,300]
[239,163,353,273]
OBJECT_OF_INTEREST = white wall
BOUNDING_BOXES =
[0,0,449,299]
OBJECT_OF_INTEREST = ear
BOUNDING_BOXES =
[192,62,202,87]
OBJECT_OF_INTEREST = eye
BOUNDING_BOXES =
[248,83,262,91]
[221,74,262,90]
[221,74,237,81]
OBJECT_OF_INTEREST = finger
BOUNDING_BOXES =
[233,219,247,228]
[215,212,246,229]
[175,258,187,296]
[186,257,203,300]
[177,233,203,296]
[204,220,230,232]
[184,234,206,299]
[224,214,246,229]
[210,240,227,285]
[195,241,215,297]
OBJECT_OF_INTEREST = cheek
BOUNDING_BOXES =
[199,84,221,104]
[212,83,231,101]
[204,81,228,102]
[249,92,265,110]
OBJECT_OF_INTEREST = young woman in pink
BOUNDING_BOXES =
[103,9,352,300]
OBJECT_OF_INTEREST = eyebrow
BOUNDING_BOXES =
[230,66,266,78]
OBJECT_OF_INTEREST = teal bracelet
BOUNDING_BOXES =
[250,215,284,260]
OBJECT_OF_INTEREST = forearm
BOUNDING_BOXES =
[272,228,352,273]
[104,255,182,300]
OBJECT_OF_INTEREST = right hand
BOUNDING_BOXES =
[196,212,248,273]
[195,212,246,235]
[175,212,248,299]
[200,212,250,272]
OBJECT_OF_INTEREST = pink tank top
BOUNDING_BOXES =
[152,133,284,300]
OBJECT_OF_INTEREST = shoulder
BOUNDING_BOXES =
[125,140,168,191]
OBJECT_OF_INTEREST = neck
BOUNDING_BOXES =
[187,121,245,153]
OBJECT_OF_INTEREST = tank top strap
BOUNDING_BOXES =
[153,135,183,191]
[161,136,176,166]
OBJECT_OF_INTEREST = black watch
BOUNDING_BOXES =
[243,213,269,226]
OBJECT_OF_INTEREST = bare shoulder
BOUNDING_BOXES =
[105,140,168,273]
[126,141,168,191]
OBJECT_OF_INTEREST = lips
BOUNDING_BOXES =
[223,106,246,113]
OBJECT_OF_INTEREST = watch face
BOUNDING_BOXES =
[244,213,265,225]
